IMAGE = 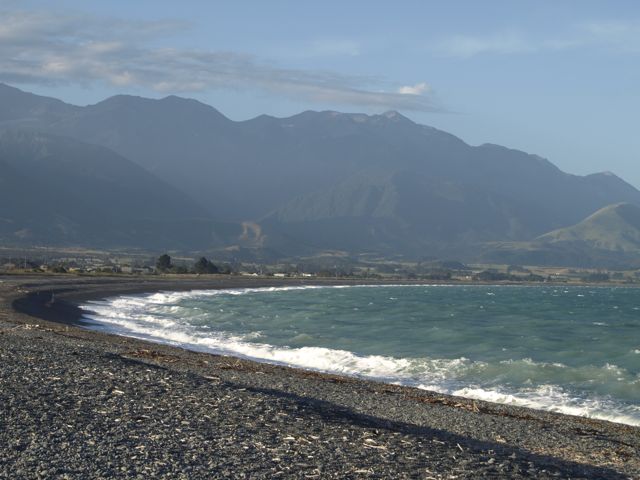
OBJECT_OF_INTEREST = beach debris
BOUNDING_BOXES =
[364,444,388,450]
[363,438,387,450]
[353,468,374,474]
[125,348,180,363]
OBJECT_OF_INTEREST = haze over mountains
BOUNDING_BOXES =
[2,82,640,266]
[0,129,239,249]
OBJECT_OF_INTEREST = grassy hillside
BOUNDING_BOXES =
[481,203,640,268]
[537,203,640,252]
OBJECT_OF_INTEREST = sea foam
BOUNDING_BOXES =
[81,286,640,427]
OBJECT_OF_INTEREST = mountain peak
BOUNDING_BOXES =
[160,94,205,106]
[379,110,413,123]
[0,82,78,123]
[382,110,400,118]
[0,82,71,106]
[95,94,149,106]
[585,170,640,193]
[89,93,228,121]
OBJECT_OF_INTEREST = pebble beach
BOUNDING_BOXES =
[1,275,638,479]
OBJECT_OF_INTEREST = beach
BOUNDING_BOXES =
[1,275,638,479]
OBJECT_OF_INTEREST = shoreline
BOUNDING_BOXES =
[74,280,639,428]
[2,274,639,478]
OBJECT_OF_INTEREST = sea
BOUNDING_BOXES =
[80,284,640,426]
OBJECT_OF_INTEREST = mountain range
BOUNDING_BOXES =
[2,82,640,267]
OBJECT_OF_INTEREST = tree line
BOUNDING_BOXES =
[156,254,231,274]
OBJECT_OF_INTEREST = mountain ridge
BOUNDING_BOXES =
[1,83,640,264]
[0,129,240,249]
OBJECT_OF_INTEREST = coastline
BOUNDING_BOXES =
[2,274,639,478]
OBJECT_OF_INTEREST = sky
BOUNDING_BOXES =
[1,0,639,186]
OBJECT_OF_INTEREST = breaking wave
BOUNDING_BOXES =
[81,285,640,426]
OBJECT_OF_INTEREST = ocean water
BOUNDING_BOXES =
[80,284,640,426]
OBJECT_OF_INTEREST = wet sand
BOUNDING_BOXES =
[1,274,638,478]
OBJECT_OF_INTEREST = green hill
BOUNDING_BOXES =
[481,203,640,268]
[537,203,640,252]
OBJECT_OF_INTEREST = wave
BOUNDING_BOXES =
[81,289,640,426]
[98,283,498,307]
[94,282,612,312]
[445,385,640,426]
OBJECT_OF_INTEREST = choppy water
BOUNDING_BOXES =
[81,285,640,426]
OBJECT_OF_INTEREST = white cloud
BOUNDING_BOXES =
[0,8,442,112]
[397,82,431,95]
[110,71,136,87]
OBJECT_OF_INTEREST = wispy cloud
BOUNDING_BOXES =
[434,30,533,58]
[578,20,640,52]
[434,21,640,58]
[0,9,441,112]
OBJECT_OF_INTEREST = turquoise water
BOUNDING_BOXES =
[81,285,640,425]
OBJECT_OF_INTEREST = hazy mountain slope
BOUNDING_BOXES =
[480,203,640,268]
[45,94,640,233]
[2,83,640,258]
[50,94,250,220]
[262,170,538,255]
[0,130,238,248]
[0,83,78,127]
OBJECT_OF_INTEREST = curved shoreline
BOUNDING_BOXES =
[2,274,639,478]
[76,281,640,428]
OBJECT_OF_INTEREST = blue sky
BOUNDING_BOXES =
[2,0,639,186]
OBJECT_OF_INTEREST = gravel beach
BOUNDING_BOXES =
[1,275,638,479]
